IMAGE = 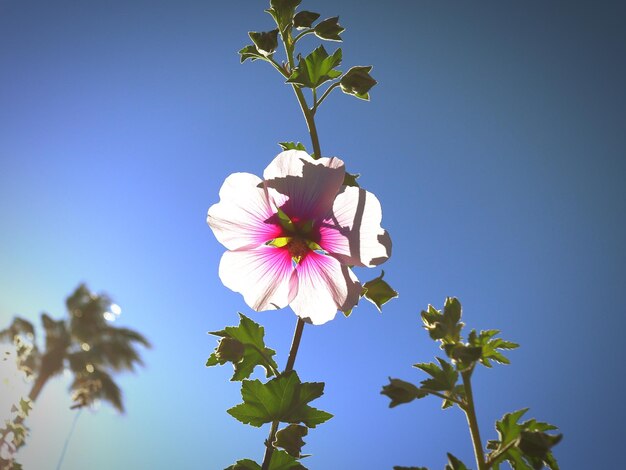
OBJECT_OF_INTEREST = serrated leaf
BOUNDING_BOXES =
[286,45,342,89]
[381,378,427,408]
[293,11,320,29]
[314,16,344,41]
[414,358,460,409]
[468,329,519,368]
[249,30,279,57]
[239,45,266,63]
[207,313,278,381]
[227,371,332,428]
[274,424,308,457]
[362,271,398,312]
[266,0,301,34]
[268,450,307,470]
[226,459,261,470]
[226,450,307,470]
[340,66,377,100]
[445,453,469,470]
[279,142,307,152]
[488,408,562,470]
[421,298,464,346]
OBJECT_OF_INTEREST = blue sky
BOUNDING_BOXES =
[1,1,625,469]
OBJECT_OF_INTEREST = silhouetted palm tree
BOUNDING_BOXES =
[0,284,150,466]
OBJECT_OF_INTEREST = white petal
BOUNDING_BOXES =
[290,252,361,325]
[218,247,297,311]
[263,150,345,222]
[318,186,392,267]
[207,172,282,251]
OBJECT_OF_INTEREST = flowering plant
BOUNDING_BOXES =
[205,1,561,469]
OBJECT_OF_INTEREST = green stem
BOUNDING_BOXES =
[293,29,314,44]
[314,82,340,113]
[485,438,518,468]
[261,318,306,470]
[461,369,487,470]
[280,28,322,159]
[420,388,466,408]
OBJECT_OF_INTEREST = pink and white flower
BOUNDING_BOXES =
[207,150,391,325]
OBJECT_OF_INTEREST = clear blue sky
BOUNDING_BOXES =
[1,1,624,469]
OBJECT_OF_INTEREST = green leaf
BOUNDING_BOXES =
[239,45,266,63]
[421,297,464,346]
[343,172,360,187]
[226,460,261,470]
[207,313,278,381]
[414,358,459,409]
[268,450,307,470]
[313,16,344,41]
[227,371,332,428]
[18,398,32,417]
[487,409,562,470]
[266,0,301,34]
[286,45,342,89]
[340,66,377,101]
[445,453,469,470]
[226,451,306,470]
[444,343,483,371]
[381,378,427,408]
[362,271,398,312]
[279,142,307,152]
[249,30,279,57]
[468,329,519,368]
[293,11,320,29]
[274,424,308,458]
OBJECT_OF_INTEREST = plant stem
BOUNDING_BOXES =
[261,318,306,470]
[461,369,487,470]
[314,82,340,113]
[280,28,322,159]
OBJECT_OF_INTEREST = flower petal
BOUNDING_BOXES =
[207,172,283,251]
[263,150,345,221]
[290,252,361,325]
[218,247,298,311]
[318,186,392,267]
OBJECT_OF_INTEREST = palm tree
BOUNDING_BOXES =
[0,284,150,465]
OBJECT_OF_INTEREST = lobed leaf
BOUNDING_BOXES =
[207,313,278,381]
[249,30,279,57]
[286,45,342,89]
[421,298,464,346]
[226,450,306,470]
[414,358,460,409]
[313,16,344,41]
[239,45,266,63]
[293,11,320,29]
[266,0,302,34]
[340,66,377,101]
[274,424,308,458]
[362,271,398,312]
[488,408,562,470]
[468,329,519,368]
[227,371,332,428]
[381,378,427,408]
